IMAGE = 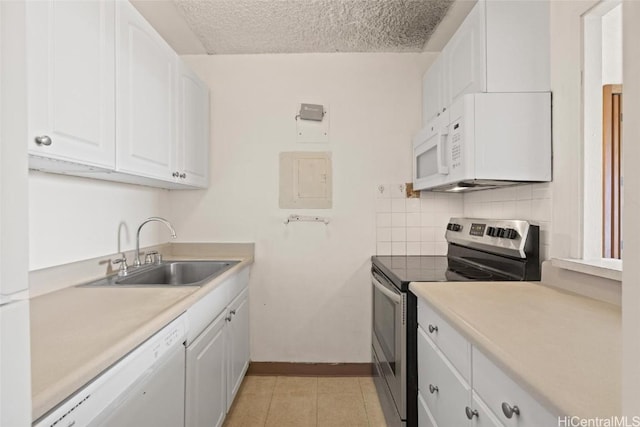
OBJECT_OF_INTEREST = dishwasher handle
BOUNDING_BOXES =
[372,275,402,304]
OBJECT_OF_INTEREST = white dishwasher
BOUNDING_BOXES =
[34,315,187,427]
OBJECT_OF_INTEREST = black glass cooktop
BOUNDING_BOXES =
[371,255,515,292]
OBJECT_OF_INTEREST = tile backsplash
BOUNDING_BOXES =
[375,184,463,256]
[375,183,552,260]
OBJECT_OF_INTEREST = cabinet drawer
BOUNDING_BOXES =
[472,348,557,427]
[418,298,471,381]
[471,391,504,427]
[418,391,438,427]
[418,326,471,427]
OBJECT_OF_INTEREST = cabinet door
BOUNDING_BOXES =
[26,0,115,169]
[226,287,249,411]
[176,60,210,188]
[446,1,486,104]
[422,55,447,126]
[115,1,176,182]
[186,311,227,427]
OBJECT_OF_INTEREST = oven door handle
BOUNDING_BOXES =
[372,276,402,304]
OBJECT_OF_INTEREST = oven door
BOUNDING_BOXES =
[371,271,406,421]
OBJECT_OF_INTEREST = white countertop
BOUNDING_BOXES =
[409,281,621,419]
[30,245,253,421]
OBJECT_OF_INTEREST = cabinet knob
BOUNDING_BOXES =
[230,309,236,316]
[34,135,52,146]
[179,173,186,179]
[172,172,179,178]
[465,407,479,420]
[501,402,520,419]
[428,384,438,394]
[428,324,438,333]
[225,316,232,322]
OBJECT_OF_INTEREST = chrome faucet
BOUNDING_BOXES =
[134,217,177,267]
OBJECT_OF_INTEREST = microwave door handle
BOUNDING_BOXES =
[372,276,402,304]
[436,130,449,175]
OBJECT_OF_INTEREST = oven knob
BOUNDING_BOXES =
[496,228,506,238]
[453,224,462,232]
[505,228,519,239]
[487,226,495,237]
[446,223,453,231]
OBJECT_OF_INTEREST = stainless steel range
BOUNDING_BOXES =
[370,217,541,427]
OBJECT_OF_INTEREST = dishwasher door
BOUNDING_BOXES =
[91,343,185,427]
[33,316,186,427]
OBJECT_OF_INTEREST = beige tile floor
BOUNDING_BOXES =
[223,376,387,427]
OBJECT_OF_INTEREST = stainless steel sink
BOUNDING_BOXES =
[82,260,240,287]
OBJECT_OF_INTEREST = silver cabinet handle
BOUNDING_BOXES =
[428,324,438,333]
[172,172,179,178]
[225,316,232,322]
[428,384,438,394]
[179,173,186,179]
[501,402,520,418]
[465,407,479,420]
[35,135,52,146]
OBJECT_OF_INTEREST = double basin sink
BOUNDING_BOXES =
[82,260,240,287]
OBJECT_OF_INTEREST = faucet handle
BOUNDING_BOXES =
[144,251,159,264]
[112,253,129,276]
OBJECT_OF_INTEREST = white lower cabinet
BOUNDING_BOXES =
[185,311,227,427]
[184,268,251,427]
[417,298,556,427]
[226,287,250,410]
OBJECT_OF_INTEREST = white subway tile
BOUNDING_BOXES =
[377,227,392,242]
[421,227,436,242]
[377,213,392,227]
[421,212,436,226]
[435,242,448,255]
[420,242,436,255]
[532,183,552,200]
[516,184,533,200]
[391,213,406,227]
[420,197,436,213]
[407,227,422,242]
[392,242,407,255]
[392,227,406,242]
[515,200,532,219]
[531,198,552,222]
[377,242,392,256]
[406,198,421,213]
[391,198,406,213]
[406,242,421,256]
[406,213,421,227]
[375,198,392,213]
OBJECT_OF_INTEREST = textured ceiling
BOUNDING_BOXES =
[172,0,455,54]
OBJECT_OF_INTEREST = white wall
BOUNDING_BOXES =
[172,53,433,362]
[29,173,171,270]
[602,4,622,85]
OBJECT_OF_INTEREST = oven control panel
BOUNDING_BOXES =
[445,217,536,259]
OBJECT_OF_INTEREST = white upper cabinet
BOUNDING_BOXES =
[26,0,115,169]
[115,0,177,182]
[422,0,550,125]
[422,55,448,126]
[445,2,486,105]
[176,60,210,188]
[26,0,210,189]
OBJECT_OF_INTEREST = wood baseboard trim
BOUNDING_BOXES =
[247,362,373,377]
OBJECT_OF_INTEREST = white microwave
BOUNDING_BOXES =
[413,92,552,192]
